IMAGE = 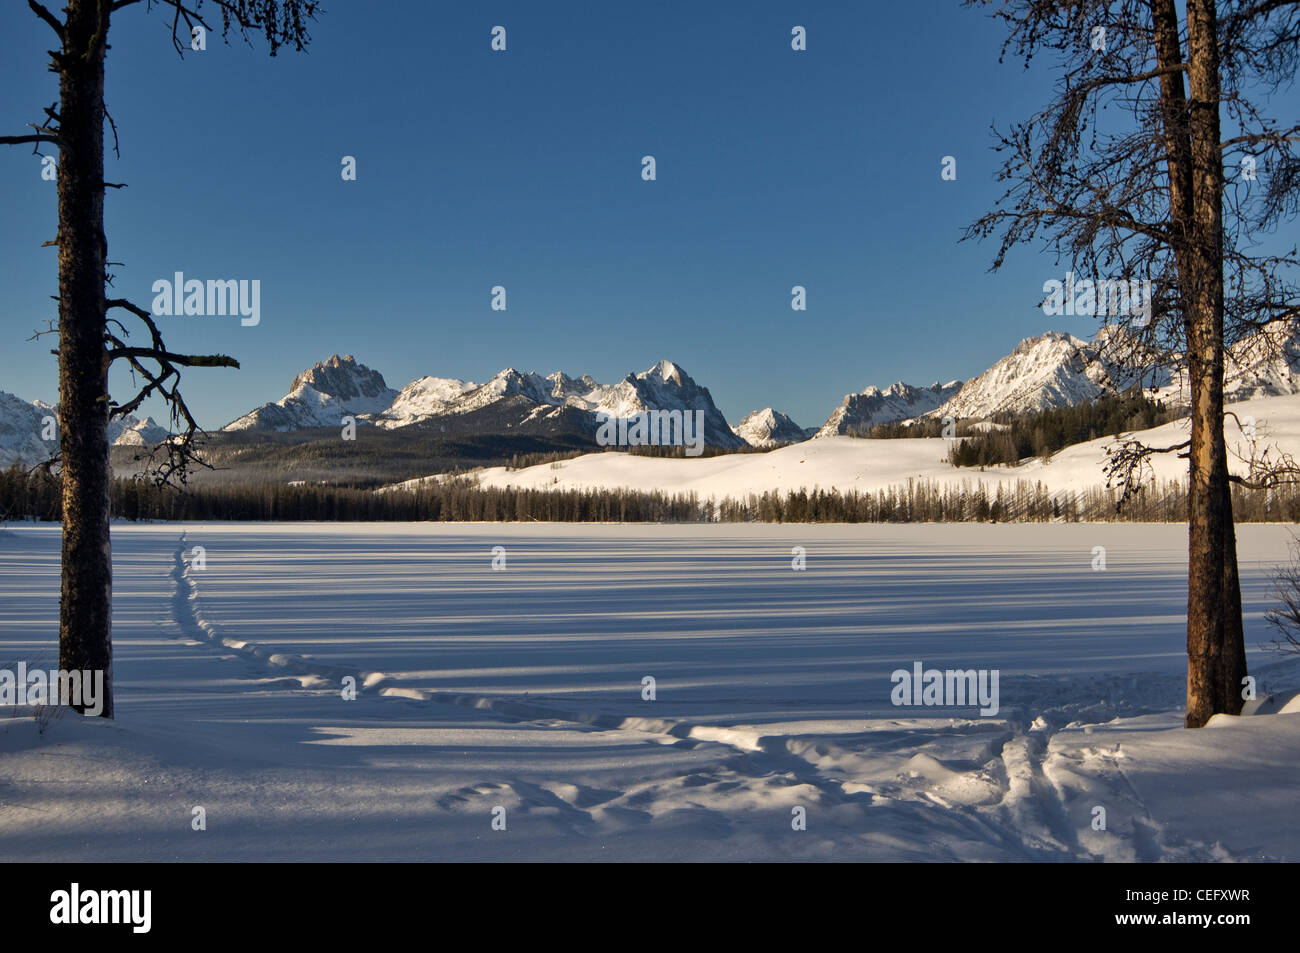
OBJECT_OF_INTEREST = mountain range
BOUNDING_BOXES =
[224,355,747,449]
[5,319,1300,469]
[0,390,169,468]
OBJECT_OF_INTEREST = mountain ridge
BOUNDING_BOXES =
[7,319,1300,468]
[224,355,747,449]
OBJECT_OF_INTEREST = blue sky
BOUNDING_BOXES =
[2,1,1291,430]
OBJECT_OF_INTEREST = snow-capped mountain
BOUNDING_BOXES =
[233,357,746,448]
[924,331,1123,421]
[0,391,172,467]
[12,317,1300,472]
[585,361,744,448]
[373,374,479,428]
[915,322,1300,425]
[0,391,57,467]
[224,355,399,432]
[1222,319,1300,399]
[111,416,171,447]
[816,381,962,438]
[733,409,810,447]
[1155,317,1300,405]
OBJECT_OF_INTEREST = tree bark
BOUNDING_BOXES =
[1183,0,1242,727]
[1220,467,1247,711]
[56,0,113,717]
[1152,0,1245,727]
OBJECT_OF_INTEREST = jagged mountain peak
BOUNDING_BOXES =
[226,355,399,432]
[816,378,963,438]
[289,354,391,401]
[303,357,743,448]
[0,391,172,466]
[645,359,686,386]
[924,331,1118,421]
[733,408,808,448]
[592,360,743,447]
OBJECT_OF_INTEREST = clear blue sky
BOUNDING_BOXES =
[2,1,1291,430]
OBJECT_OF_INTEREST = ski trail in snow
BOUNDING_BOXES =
[166,533,1059,853]
[169,533,362,691]
[164,531,1262,861]
[168,533,768,750]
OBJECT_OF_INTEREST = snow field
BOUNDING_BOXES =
[423,394,1300,502]
[1,521,1299,861]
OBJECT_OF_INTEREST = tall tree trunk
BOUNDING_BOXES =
[56,0,113,717]
[1183,0,1241,727]
[1153,0,1244,727]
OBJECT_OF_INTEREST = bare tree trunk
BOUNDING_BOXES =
[1219,460,1248,711]
[56,0,113,717]
[1152,0,1243,727]
[1184,0,1240,727]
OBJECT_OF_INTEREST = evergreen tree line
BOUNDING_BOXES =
[716,478,1300,523]
[4,465,1300,524]
[946,393,1177,467]
[863,392,1178,469]
[0,468,709,523]
[505,441,767,470]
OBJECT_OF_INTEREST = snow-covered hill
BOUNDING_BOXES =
[733,408,809,447]
[415,393,1300,502]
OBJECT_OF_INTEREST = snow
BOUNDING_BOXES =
[215,356,744,446]
[817,380,962,437]
[928,331,1117,420]
[223,355,398,432]
[412,393,1300,501]
[0,391,54,467]
[0,391,173,465]
[374,375,479,428]
[2,521,1299,861]
[732,408,808,447]
[111,416,170,447]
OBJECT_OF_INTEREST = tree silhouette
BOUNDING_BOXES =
[1,0,319,717]
[965,0,1300,726]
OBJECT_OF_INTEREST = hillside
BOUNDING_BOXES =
[410,394,1300,501]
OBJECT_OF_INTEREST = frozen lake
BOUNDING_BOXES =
[1,521,1298,861]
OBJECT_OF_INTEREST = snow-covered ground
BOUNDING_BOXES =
[417,394,1300,501]
[1,521,1298,861]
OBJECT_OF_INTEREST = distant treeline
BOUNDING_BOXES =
[4,465,1300,524]
[865,392,1179,468]
[717,478,1300,523]
[1,467,708,523]
[504,441,769,471]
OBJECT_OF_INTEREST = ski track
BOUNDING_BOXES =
[163,530,1251,861]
